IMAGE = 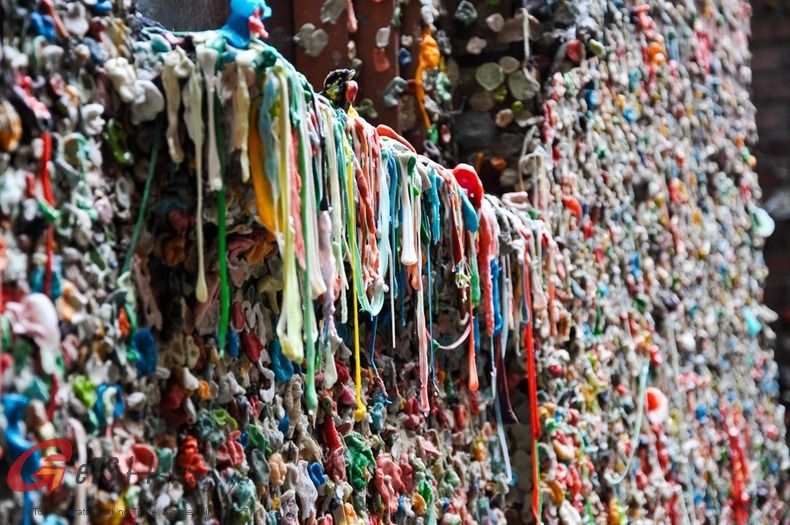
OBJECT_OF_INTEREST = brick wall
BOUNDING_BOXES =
[752,0,790,426]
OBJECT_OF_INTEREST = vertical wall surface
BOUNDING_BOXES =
[751,0,790,436]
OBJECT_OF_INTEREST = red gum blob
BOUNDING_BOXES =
[375,454,405,514]
[452,163,484,209]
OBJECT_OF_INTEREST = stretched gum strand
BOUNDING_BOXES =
[521,246,540,439]
[448,189,464,266]
[122,118,163,277]
[67,418,87,525]
[258,71,283,232]
[197,47,222,192]
[40,131,54,296]
[345,138,367,422]
[296,89,327,301]
[398,153,418,267]
[341,142,378,317]
[274,67,304,364]
[317,209,338,388]
[467,289,479,393]
[234,51,255,184]
[353,164,379,290]
[249,99,276,232]
[163,49,185,164]
[492,335,513,485]
[496,257,517,421]
[335,117,352,324]
[214,95,230,357]
[413,194,429,413]
[297,91,318,414]
[477,205,497,337]
[415,28,440,130]
[367,315,385,395]
[428,166,441,243]
[389,153,400,348]
[376,124,415,153]
[288,129,306,270]
[544,233,558,338]
[375,138,392,305]
[335,101,367,419]
[406,164,423,293]
[349,118,386,314]
[426,238,436,388]
[605,359,649,487]
[321,104,349,334]
[182,58,208,302]
[519,235,545,515]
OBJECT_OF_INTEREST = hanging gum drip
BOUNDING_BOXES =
[294,73,321,415]
[346,139,366,422]
[197,46,222,192]
[415,29,441,130]
[467,288,479,392]
[181,55,208,302]
[39,132,55,297]
[521,240,541,521]
[213,96,230,356]
[234,51,256,184]
[163,49,188,165]
[250,71,281,234]
[272,67,304,365]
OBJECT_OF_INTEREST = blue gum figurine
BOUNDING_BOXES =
[220,0,272,48]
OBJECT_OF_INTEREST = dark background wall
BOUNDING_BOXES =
[752,0,790,433]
